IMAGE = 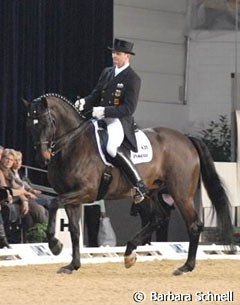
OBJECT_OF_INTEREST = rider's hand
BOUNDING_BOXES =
[75,98,85,111]
[92,107,105,119]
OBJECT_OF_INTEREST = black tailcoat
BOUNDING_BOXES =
[84,66,141,152]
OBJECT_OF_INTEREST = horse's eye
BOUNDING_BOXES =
[33,119,38,125]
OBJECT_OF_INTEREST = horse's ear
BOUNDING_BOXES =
[22,98,30,108]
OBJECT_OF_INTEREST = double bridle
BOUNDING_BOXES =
[27,92,95,160]
[28,106,90,157]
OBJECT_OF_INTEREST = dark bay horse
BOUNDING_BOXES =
[24,93,234,274]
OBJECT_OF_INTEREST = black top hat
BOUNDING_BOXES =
[108,39,135,55]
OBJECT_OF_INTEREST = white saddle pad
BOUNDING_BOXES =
[93,120,153,166]
[130,130,153,164]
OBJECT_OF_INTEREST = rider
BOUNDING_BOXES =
[75,38,148,203]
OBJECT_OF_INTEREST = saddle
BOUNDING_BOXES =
[92,119,153,166]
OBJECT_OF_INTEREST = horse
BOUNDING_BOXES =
[23,93,235,274]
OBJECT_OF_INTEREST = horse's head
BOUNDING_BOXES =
[24,93,86,167]
[23,96,56,165]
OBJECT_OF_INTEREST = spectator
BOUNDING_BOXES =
[0,148,47,243]
[0,187,12,248]
[0,148,32,213]
[11,150,51,211]
[84,199,106,247]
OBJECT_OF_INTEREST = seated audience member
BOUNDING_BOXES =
[0,148,32,211]
[0,187,12,248]
[0,148,47,242]
[84,199,106,247]
[11,150,51,211]
[130,190,174,244]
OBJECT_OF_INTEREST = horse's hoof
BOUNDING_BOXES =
[173,264,193,276]
[49,240,63,256]
[124,252,137,269]
[57,267,73,274]
[57,262,80,274]
[173,268,184,276]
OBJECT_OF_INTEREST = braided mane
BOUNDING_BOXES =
[36,93,80,113]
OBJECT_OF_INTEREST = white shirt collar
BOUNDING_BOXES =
[115,63,129,76]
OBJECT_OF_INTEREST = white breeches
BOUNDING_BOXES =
[104,118,124,157]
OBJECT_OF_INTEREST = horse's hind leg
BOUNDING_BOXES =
[57,204,82,274]
[124,201,167,268]
[173,199,203,276]
[47,198,63,256]
[125,194,173,268]
[124,221,155,268]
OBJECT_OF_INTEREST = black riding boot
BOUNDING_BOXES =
[0,224,10,249]
[112,151,148,203]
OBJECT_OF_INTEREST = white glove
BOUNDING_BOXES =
[75,98,85,111]
[92,107,105,119]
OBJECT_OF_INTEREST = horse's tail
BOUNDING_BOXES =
[189,136,235,247]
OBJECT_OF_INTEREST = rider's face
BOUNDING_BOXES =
[112,52,130,68]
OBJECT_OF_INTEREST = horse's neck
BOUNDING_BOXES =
[54,103,82,135]
[55,107,92,147]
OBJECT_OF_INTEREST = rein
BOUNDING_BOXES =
[50,118,91,156]
[49,107,94,156]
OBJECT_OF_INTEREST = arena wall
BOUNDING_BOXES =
[114,1,240,136]
[114,0,188,130]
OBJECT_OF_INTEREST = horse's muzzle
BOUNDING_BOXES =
[34,149,51,168]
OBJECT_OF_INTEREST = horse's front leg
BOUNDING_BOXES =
[57,204,82,274]
[47,198,63,255]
